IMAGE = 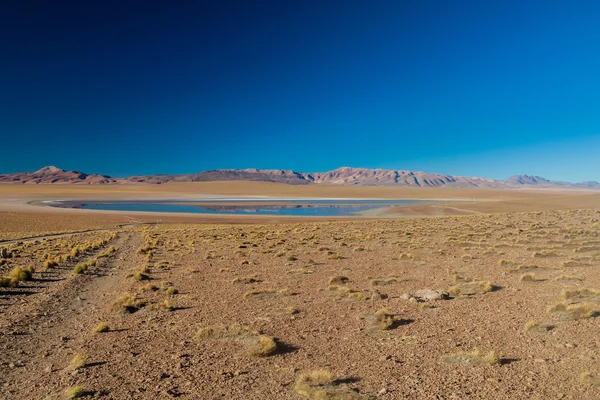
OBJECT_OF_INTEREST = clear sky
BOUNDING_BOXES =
[1,0,599,181]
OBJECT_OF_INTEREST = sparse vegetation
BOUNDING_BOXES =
[68,354,86,371]
[548,302,596,320]
[295,369,366,399]
[93,322,109,334]
[448,280,493,296]
[194,325,278,357]
[9,266,34,282]
[65,386,86,399]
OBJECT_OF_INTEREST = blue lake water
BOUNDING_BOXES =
[76,199,430,216]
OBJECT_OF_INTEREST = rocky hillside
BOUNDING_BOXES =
[0,166,597,189]
[0,166,118,184]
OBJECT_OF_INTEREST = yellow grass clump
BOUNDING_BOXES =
[520,273,537,282]
[9,266,34,282]
[194,324,278,357]
[524,321,554,333]
[243,288,290,299]
[92,322,109,334]
[448,280,493,296]
[68,354,86,371]
[560,288,600,302]
[65,386,86,399]
[369,276,399,286]
[295,369,366,399]
[113,292,143,313]
[328,275,348,285]
[548,302,596,320]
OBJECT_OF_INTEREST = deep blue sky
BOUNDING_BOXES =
[1,0,600,181]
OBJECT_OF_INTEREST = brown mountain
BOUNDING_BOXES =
[0,166,118,184]
[127,169,310,185]
[0,166,598,189]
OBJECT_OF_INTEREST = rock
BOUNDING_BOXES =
[0,248,11,259]
[413,289,448,301]
[378,387,388,395]
[371,290,388,300]
[398,293,412,300]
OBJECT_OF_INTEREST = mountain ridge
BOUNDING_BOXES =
[0,166,598,189]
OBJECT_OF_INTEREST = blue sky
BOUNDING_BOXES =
[1,0,599,181]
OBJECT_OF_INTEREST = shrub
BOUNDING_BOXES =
[328,275,348,285]
[194,325,279,357]
[165,286,178,295]
[448,280,493,296]
[65,386,86,399]
[548,302,596,320]
[113,292,142,313]
[0,276,17,287]
[93,322,109,334]
[68,354,86,371]
[9,266,34,282]
[294,369,366,399]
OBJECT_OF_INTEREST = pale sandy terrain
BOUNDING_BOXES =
[2,208,600,399]
[2,183,600,399]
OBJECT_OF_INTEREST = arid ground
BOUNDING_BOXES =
[1,183,600,399]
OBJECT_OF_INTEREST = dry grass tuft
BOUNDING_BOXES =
[133,272,150,281]
[520,273,537,282]
[560,288,600,302]
[325,285,366,301]
[448,280,493,296]
[68,354,86,371]
[0,275,17,287]
[243,288,291,299]
[524,321,554,333]
[65,386,86,399]
[552,275,581,283]
[373,308,397,330]
[439,350,499,366]
[112,292,142,313]
[165,286,178,295]
[194,324,278,357]
[328,275,348,285]
[548,302,596,320]
[369,276,399,286]
[9,266,34,282]
[92,322,109,334]
[533,250,561,258]
[295,369,366,399]
[232,276,258,284]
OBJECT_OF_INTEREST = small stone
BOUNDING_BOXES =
[378,387,388,395]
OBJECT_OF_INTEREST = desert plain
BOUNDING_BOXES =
[1,183,600,399]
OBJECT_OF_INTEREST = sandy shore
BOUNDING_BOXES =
[0,181,599,240]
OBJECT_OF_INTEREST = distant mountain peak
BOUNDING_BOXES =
[36,166,64,174]
[506,175,550,185]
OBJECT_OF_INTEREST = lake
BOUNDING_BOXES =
[70,199,432,216]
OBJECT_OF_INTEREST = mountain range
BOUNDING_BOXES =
[0,166,598,189]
